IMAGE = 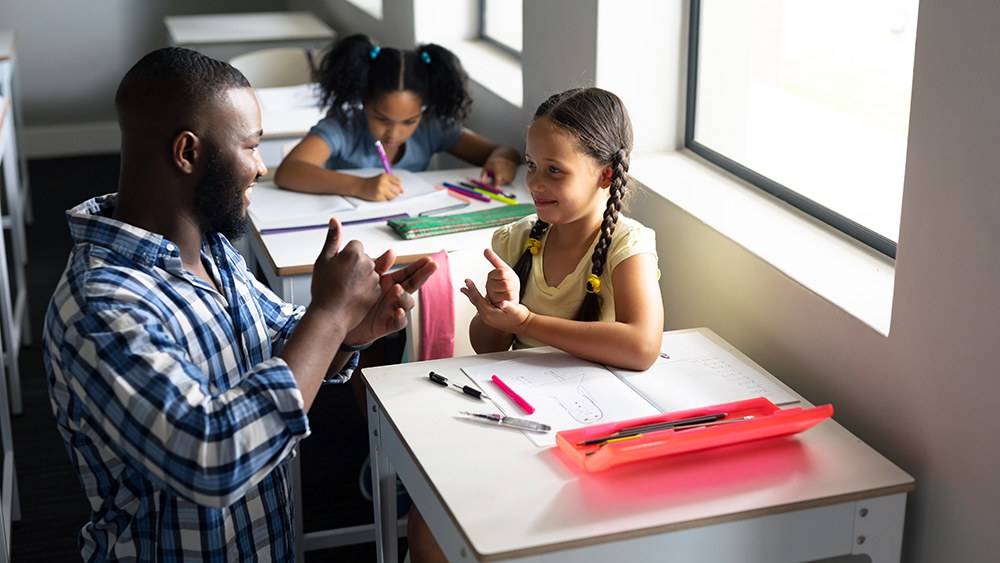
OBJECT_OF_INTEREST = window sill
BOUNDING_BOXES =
[631,151,895,336]
[445,39,522,108]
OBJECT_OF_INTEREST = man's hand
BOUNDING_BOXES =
[309,219,381,327]
[344,252,439,345]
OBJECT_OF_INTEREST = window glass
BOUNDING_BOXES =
[480,0,522,56]
[689,0,919,256]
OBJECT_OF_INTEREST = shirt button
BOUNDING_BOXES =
[166,243,175,252]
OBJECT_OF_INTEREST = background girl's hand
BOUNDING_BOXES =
[460,278,533,334]
[482,248,519,306]
[358,173,403,201]
[480,156,518,186]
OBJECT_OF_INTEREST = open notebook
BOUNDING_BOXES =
[249,168,451,232]
[461,329,799,447]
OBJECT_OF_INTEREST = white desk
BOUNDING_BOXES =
[258,102,324,171]
[363,328,915,563]
[164,11,336,62]
[247,167,530,306]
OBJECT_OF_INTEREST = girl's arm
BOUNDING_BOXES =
[468,308,516,353]
[273,134,402,200]
[447,128,520,185]
[520,254,663,370]
[464,253,664,370]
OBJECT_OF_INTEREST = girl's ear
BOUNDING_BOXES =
[599,165,614,188]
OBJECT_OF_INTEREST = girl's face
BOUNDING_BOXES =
[364,90,424,150]
[524,116,610,227]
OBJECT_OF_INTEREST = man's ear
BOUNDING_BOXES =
[172,131,200,174]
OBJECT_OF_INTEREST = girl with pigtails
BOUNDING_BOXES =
[274,34,520,200]
[460,87,664,372]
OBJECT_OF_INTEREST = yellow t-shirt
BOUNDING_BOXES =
[492,214,658,349]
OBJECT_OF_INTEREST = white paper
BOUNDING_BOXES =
[462,353,660,447]
[610,331,799,413]
[249,171,453,231]
[461,330,799,448]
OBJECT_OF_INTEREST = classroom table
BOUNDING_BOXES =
[363,327,916,563]
[246,166,531,305]
[164,11,336,62]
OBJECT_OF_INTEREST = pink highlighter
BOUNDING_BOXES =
[491,375,535,414]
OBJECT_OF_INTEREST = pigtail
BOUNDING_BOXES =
[573,149,629,322]
[414,43,471,123]
[316,34,379,120]
[513,220,550,299]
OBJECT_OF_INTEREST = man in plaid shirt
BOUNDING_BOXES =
[41,47,437,561]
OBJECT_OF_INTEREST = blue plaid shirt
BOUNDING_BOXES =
[43,194,352,561]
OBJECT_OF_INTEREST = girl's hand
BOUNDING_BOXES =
[358,173,403,201]
[480,156,518,186]
[461,278,533,334]
[482,248,519,307]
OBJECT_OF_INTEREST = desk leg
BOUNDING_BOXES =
[291,447,305,563]
[853,493,907,562]
[367,394,399,563]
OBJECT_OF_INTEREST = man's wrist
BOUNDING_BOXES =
[339,339,375,352]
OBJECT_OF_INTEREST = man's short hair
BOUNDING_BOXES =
[115,47,251,133]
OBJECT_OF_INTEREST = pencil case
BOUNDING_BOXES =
[387,203,535,239]
[555,397,833,472]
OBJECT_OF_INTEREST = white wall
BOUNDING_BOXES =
[7,0,1000,560]
[0,0,284,156]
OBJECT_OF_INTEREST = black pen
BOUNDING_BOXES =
[577,412,729,446]
[428,372,488,400]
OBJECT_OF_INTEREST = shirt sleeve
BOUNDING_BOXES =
[608,219,659,272]
[56,297,311,509]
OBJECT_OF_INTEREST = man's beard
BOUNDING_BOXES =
[194,153,252,241]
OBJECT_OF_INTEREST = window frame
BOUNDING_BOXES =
[477,0,523,59]
[684,0,898,259]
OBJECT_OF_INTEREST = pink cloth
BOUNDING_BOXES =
[419,250,455,361]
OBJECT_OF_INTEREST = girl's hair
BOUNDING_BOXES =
[513,87,634,322]
[315,34,471,124]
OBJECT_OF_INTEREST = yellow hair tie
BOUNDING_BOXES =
[586,274,601,294]
[525,238,542,255]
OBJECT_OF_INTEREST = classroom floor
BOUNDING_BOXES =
[8,154,397,561]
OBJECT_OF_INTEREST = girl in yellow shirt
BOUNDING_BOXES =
[462,87,664,372]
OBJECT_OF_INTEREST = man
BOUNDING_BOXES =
[41,47,436,561]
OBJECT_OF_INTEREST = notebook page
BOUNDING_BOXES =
[462,352,659,447]
[609,331,799,413]
[248,181,355,230]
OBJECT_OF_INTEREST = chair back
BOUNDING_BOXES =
[228,47,315,88]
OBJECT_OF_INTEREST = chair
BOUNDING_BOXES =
[228,47,316,88]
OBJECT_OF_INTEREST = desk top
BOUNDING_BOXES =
[362,327,915,560]
[165,11,335,46]
[250,167,532,276]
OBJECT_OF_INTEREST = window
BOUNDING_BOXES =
[686,0,919,258]
[479,0,522,57]
[344,0,382,20]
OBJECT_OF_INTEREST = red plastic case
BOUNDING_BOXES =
[555,397,833,471]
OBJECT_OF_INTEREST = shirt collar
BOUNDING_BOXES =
[65,193,220,277]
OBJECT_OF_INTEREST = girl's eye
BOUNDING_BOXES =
[525,160,536,171]
[548,166,561,175]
